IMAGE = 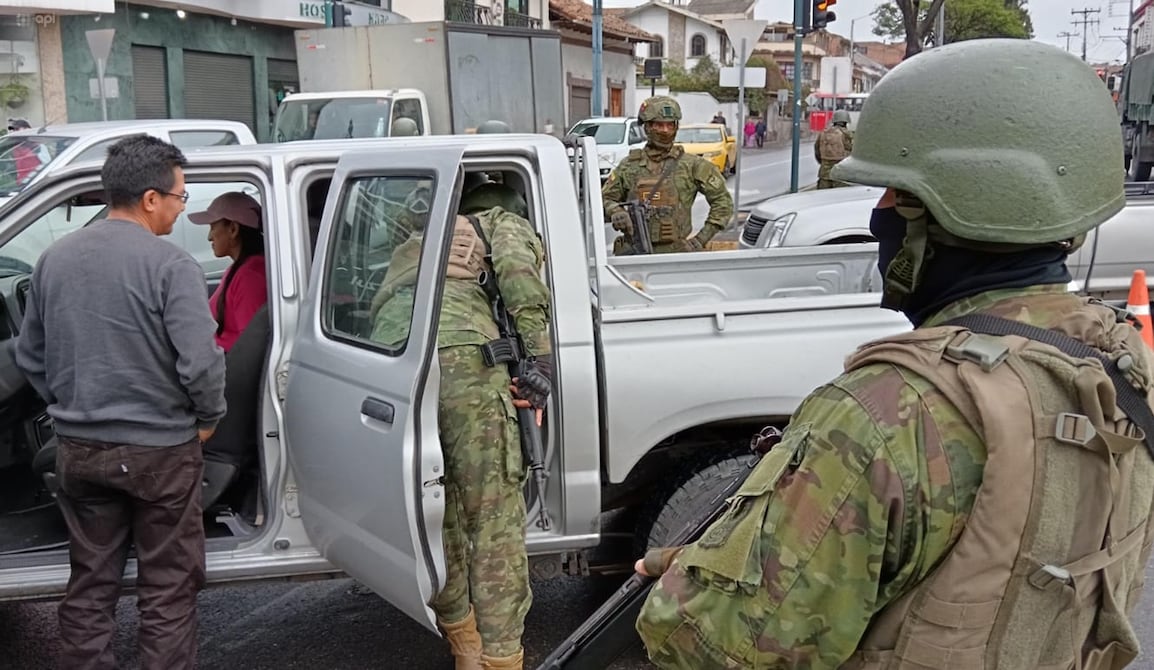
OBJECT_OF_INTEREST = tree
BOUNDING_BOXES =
[872,0,1031,58]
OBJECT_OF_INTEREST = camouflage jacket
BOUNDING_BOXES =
[369,206,551,357]
[602,145,734,251]
[635,284,1083,669]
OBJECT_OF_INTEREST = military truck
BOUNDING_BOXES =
[1120,50,1154,180]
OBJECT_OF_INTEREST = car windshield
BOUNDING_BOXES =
[0,135,77,196]
[569,121,626,145]
[275,98,395,142]
[676,128,723,143]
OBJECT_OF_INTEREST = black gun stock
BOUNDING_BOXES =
[535,427,782,670]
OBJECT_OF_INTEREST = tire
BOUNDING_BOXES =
[634,452,758,554]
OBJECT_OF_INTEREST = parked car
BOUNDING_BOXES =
[567,116,646,181]
[0,119,258,288]
[675,123,736,175]
[740,182,1154,302]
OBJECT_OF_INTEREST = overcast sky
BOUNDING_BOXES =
[592,1,1134,63]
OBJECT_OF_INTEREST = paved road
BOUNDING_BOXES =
[4,556,1154,669]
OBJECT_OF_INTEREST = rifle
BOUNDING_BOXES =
[618,201,654,255]
[536,426,783,670]
[468,215,552,532]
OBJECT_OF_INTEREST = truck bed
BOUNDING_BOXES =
[594,245,912,481]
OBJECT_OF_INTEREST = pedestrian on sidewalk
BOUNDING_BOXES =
[743,117,756,148]
[755,117,767,148]
[16,134,226,670]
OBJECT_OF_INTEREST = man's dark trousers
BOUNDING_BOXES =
[54,436,205,670]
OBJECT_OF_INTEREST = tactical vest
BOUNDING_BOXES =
[445,214,488,281]
[840,308,1154,670]
[629,148,682,246]
[819,127,849,162]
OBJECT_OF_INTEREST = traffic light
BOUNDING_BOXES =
[332,1,353,27]
[812,0,837,31]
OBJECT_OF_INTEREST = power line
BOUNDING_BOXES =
[1071,7,1103,61]
[1058,30,1081,52]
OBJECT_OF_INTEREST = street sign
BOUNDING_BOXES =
[85,29,116,122]
[85,29,115,63]
[720,19,768,227]
[721,19,769,55]
[720,66,766,88]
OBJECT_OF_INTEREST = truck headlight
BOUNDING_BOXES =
[766,213,797,247]
[703,151,722,158]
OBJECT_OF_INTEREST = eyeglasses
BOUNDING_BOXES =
[151,189,190,203]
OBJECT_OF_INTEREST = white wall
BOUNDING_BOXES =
[683,16,723,69]
[562,43,637,124]
[631,87,741,128]
[628,6,668,60]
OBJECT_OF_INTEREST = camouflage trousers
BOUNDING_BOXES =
[817,161,850,190]
[432,345,531,657]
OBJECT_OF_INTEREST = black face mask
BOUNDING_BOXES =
[869,207,1073,327]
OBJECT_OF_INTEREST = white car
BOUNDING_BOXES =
[740,182,1154,303]
[0,119,258,287]
[567,116,646,181]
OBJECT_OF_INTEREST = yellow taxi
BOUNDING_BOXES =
[674,123,736,175]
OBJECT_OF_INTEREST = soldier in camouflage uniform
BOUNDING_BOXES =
[814,109,853,189]
[370,183,549,670]
[634,40,1154,669]
[602,96,734,254]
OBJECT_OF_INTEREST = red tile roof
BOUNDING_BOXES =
[549,0,661,43]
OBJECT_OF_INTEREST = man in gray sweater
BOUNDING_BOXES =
[15,135,226,670]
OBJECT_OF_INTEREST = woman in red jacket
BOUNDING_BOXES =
[190,192,267,352]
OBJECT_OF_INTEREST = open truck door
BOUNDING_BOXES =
[283,146,464,631]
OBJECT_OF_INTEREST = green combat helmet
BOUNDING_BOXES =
[638,96,682,124]
[476,119,512,134]
[832,39,1124,246]
[459,181,529,219]
[831,110,851,126]
[392,117,420,136]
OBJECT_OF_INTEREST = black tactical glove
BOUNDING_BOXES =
[515,356,553,410]
[610,208,634,234]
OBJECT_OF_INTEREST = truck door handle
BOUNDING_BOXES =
[361,397,395,424]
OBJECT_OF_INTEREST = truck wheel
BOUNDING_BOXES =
[634,452,758,554]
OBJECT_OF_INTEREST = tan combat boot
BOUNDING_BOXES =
[438,607,483,670]
[480,649,524,670]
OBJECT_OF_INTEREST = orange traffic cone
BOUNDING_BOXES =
[1127,270,1154,351]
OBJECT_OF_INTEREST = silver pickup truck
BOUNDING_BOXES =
[0,135,910,635]
[740,182,1154,302]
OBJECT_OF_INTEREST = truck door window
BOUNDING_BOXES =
[170,181,263,280]
[323,175,435,347]
[0,195,105,274]
[393,99,425,135]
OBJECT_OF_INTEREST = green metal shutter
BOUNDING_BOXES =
[131,45,168,119]
[182,50,255,132]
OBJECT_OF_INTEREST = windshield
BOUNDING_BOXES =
[675,128,723,143]
[569,121,626,145]
[274,98,395,142]
[0,135,76,196]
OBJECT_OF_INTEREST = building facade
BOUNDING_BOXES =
[549,0,656,125]
[404,0,550,29]
[2,0,408,139]
[613,0,733,69]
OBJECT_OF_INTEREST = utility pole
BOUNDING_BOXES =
[790,0,804,193]
[1071,8,1102,61]
[1126,0,1136,63]
[593,0,603,117]
[1058,31,1080,53]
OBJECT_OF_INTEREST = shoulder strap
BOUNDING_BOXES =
[642,156,679,208]
[946,313,1154,459]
